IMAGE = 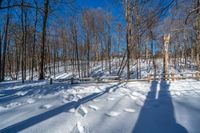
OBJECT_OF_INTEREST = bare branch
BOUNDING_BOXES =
[0,4,43,11]
[185,7,200,24]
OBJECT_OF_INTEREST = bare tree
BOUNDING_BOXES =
[39,0,49,80]
[2,0,10,81]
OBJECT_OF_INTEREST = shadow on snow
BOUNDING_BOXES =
[132,80,188,133]
[0,83,121,133]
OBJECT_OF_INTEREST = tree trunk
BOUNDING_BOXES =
[21,0,25,83]
[0,30,2,81]
[125,0,131,79]
[2,6,10,81]
[31,1,38,80]
[39,0,49,80]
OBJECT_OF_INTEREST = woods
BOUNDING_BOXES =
[1,1,200,133]
[0,0,200,82]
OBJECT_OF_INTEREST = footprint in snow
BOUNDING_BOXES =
[135,100,144,107]
[62,99,68,104]
[68,108,76,113]
[77,95,82,99]
[170,91,175,96]
[26,98,35,104]
[40,104,52,109]
[175,92,181,96]
[6,102,22,108]
[107,97,115,101]
[108,88,115,93]
[129,95,137,100]
[16,91,28,96]
[123,108,135,113]
[92,99,101,102]
[78,105,88,117]
[66,94,75,101]
[88,105,99,111]
[72,121,89,133]
[106,111,121,117]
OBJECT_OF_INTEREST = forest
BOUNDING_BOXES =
[0,0,199,82]
[1,1,200,133]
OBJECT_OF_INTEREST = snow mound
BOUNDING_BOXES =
[26,98,35,104]
[78,105,88,117]
[0,106,6,111]
[41,104,52,109]
[77,121,85,133]
[72,121,89,133]
[68,108,76,113]
[132,92,146,100]
[6,102,21,108]
[92,99,100,102]
[123,108,135,113]
[88,105,99,111]
[135,99,144,107]
[107,97,115,101]
[106,111,121,117]
[129,94,137,100]
[175,92,181,96]
[62,94,75,101]
[62,99,68,104]
[16,91,28,96]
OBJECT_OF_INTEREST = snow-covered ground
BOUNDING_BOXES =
[0,79,200,133]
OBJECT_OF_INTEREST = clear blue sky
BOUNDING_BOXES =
[76,0,123,18]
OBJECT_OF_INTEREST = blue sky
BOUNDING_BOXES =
[76,0,123,18]
[77,0,109,8]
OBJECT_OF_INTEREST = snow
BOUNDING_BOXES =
[0,79,200,133]
[26,99,35,104]
[107,97,115,101]
[0,106,6,111]
[78,105,88,117]
[76,121,85,133]
[106,111,121,117]
[16,91,28,96]
[68,108,76,113]
[41,104,53,109]
[123,108,135,113]
[88,105,99,111]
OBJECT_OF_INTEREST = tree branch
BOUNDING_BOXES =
[185,7,200,24]
[0,4,43,11]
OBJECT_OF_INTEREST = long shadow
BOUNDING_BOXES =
[0,83,121,133]
[132,80,188,133]
[0,82,73,104]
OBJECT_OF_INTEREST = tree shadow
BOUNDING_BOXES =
[132,80,188,133]
[0,81,74,104]
[0,82,121,133]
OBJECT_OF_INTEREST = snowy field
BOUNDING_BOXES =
[0,79,200,133]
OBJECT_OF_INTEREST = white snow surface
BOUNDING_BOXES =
[0,79,200,133]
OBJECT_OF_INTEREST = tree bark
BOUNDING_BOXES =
[0,30,2,81]
[39,0,49,80]
[2,5,10,81]
[125,0,131,79]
